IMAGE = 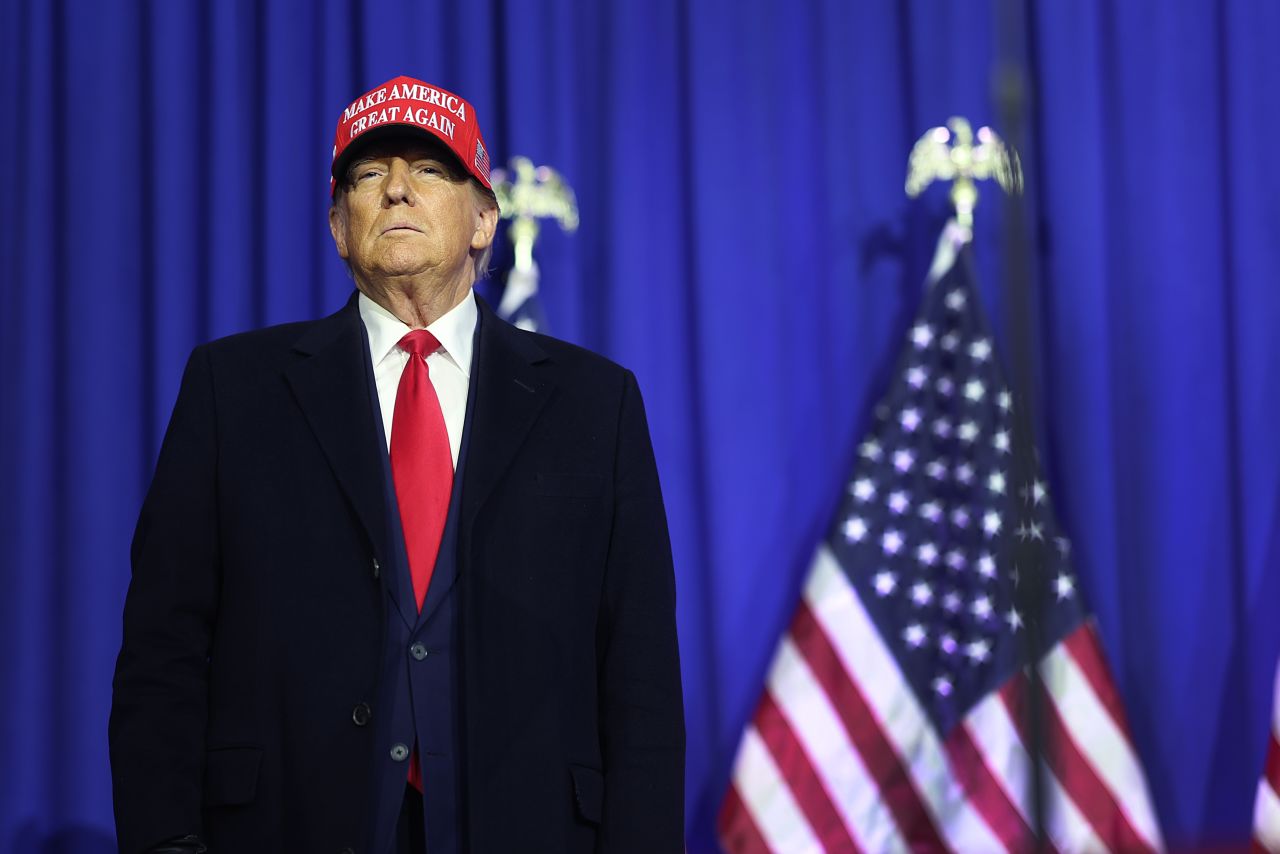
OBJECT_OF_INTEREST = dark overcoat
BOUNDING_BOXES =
[109,295,685,854]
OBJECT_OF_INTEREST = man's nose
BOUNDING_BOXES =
[382,159,415,205]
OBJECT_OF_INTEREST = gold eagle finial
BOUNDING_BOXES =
[491,157,580,273]
[906,117,1023,229]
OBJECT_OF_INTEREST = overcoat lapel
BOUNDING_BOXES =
[460,299,554,541]
[283,296,393,591]
[282,295,551,616]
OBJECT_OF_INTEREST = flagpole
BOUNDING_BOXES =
[994,0,1051,847]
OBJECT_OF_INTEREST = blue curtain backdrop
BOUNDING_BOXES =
[2,1,1277,850]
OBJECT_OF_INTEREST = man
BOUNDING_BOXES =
[109,76,685,854]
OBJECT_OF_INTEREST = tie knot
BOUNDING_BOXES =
[398,329,441,359]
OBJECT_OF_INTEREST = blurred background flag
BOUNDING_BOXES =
[490,156,579,333]
[496,262,548,333]
[717,222,1164,853]
[1254,663,1280,852]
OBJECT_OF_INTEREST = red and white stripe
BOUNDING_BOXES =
[720,544,1165,853]
[1254,661,1280,853]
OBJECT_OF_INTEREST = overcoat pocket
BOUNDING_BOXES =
[203,746,262,806]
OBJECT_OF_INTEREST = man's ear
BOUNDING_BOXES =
[471,202,499,252]
[328,202,349,259]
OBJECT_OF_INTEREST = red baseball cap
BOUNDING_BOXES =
[330,75,493,196]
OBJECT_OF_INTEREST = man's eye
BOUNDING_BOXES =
[354,168,383,182]
[418,165,441,175]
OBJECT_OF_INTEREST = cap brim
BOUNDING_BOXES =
[335,122,460,176]
[331,123,469,187]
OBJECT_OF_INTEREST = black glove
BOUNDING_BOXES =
[145,835,208,853]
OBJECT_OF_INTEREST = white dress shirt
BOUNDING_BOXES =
[358,290,477,467]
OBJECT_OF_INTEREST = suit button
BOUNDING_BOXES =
[351,703,371,726]
[410,642,428,661]
[371,558,380,579]
[390,743,409,761]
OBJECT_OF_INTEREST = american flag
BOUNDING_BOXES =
[496,262,548,333]
[718,223,1164,853]
[1254,662,1280,851]
[475,139,491,184]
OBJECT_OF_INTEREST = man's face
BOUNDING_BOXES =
[329,134,497,286]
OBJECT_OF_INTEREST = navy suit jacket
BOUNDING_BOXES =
[109,293,685,854]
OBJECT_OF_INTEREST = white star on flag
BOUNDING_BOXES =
[971,595,993,620]
[917,542,939,565]
[882,529,904,555]
[994,430,1011,454]
[966,639,991,663]
[1055,573,1075,600]
[873,571,897,596]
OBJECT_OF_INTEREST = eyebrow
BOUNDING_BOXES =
[349,150,451,169]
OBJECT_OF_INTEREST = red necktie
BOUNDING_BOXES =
[390,329,454,611]
[390,330,453,795]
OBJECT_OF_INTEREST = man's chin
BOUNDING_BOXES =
[365,260,434,281]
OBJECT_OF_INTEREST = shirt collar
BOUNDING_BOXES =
[358,289,477,377]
